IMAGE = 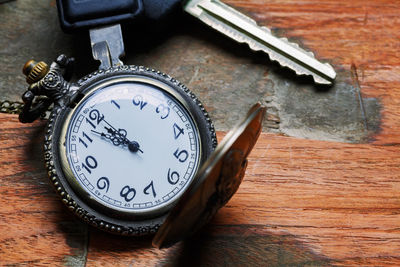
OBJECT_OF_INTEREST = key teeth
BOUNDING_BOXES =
[277,37,328,77]
[267,29,319,62]
[241,32,334,84]
[261,26,271,34]
[190,0,336,85]
[280,37,299,50]
[279,36,316,58]
[254,17,319,63]
[245,40,334,85]
[214,21,334,84]
[293,42,300,49]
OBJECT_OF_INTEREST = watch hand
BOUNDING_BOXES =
[103,119,128,144]
[91,130,116,144]
[91,128,143,154]
[127,140,143,154]
[103,119,120,133]
[102,119,143,153]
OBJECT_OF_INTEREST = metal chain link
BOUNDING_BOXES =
[0,100,53,121]
[0,100,24,114]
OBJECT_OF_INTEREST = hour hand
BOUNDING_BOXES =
[103,119,143,153]
[91,128,143,153]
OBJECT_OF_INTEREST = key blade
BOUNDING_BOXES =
[184,0,336,85]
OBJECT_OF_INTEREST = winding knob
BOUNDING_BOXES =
[23,60,49,84]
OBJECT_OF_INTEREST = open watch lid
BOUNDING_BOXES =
[153,103,266,248]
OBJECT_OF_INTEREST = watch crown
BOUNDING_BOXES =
[23,60,49,84]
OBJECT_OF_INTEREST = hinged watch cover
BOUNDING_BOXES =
[153,103,265,248]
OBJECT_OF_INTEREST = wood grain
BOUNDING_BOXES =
[1,114,399,266]
[1,0,400,266]
[0,115,88,266]
[229,0,400,145]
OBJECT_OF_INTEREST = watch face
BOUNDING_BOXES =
[60,76,202,219]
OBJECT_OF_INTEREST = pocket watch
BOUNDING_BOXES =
[20,54,264,247]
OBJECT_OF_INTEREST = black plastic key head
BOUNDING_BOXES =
[57,0,182,32]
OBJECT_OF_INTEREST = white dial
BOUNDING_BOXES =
[63,77,201,218]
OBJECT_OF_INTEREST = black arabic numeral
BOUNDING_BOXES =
[132,95,148,110]
[167,169,180,185]
[79,131,93,148]
[111,100,120,109]
[97,177,110,193]
[85,117,96,129]
[120,186,136,202]
[143,180,156,197]
[156,104,170,119]
[86,109,104,129]
[89,109,105,124]
[81,155,97,174]
[173,148,189,163]
[173,123,184,139]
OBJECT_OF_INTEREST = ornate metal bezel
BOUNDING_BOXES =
[43,65,217,236]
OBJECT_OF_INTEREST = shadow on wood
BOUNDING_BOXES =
[85,224,332,266]
[171,225,332,266]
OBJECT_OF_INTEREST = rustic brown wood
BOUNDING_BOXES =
[1,0,400,266]
[85,132,400,266]
[241,0,400,146]
[0,115,88,266]
[1,114,399,265]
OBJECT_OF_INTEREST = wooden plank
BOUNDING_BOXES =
[0,115,87,266]
[0,114,399,265]
[1,0,400,265]
[85,132,400,266]
[227,0,400,144]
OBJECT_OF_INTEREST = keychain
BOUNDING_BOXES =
[19,0,265,248]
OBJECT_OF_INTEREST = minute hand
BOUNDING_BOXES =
[91,120,143,153]
[107,126,143,154]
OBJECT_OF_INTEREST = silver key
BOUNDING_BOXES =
[184,0,336,85]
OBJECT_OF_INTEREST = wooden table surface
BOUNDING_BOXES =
[1,0,400,266]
